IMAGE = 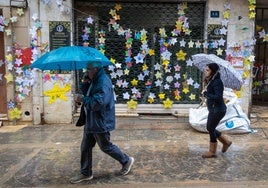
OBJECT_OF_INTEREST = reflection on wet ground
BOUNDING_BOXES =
[0,105,267,187]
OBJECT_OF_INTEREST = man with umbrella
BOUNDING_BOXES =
[70,61,134,183]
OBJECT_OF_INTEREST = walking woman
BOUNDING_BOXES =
[201,63,232,158]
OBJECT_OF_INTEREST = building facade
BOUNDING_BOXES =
[0,0,265,125]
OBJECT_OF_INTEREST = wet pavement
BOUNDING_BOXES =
[0,105,267,188]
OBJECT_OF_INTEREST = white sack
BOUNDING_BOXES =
[189,90,254,134]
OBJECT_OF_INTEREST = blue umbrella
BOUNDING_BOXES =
[30,46,112,71]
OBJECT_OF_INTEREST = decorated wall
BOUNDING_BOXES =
[0,0,261,124]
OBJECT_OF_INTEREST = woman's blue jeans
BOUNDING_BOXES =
[80,132,129,176]
[206,110,226,142]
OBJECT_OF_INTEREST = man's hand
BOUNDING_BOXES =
[74,94,84,103]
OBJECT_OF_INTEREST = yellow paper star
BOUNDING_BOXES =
[158,93,165,100]
[164,42,169,47]
[243,70,250,79]
[114,14,120,21]
[141,35,147,42]
[159,28,167,37]
[162,60,169,68]
[182,2,188,10]
[189,93,196,100]
[142,64,148,71]
[109,9,116,16]
[115,4,122,11]
[216,48,223,55]
[98,37,106,43]
[223,10,230,19]
[248,4,256,11]
[130,78,138,86]
[234,90,242,98]
[175,95,182,100]
[110,58,116,64]
[127,99,137,109]
[44,84,71,104]
[249,11,255,19]
[124,69,130,75]
[163,98,173,109]
[5,29,12,36]
[99,48,105,54]
[244,58,251,65]
[6,54,13,62]
[149,49,155,56]
[184,29,192,36]
[176,50,187,61]
[8,107,22,120]
[155,71,162,79]
[5,72,13,83]
[182,87,189,94]
[147,97,154,104]
[16,8,24,16]
[176,20,183,29]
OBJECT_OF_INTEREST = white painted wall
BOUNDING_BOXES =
[206,0,253,115]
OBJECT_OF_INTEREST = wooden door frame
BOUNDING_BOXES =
[0,9,7,114]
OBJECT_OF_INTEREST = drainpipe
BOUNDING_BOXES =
[32,0,43,125]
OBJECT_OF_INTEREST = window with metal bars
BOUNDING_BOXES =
[74,1,205,105]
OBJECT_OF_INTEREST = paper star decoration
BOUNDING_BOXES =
[8,107,22,120]
[5,72,13,83]
[163,98,173,108]
[32,13,39,21]
[176,50,187,61]
[180,39,186,47]
[7,100,15,109]
[216,48,223,55]
[158,93,165,100]
[149,49,155,56]
[249,4,256,11]
[130,78,138,86]
[87,16,94,24]
[248,0,256,4]
[16,8,24,16]
[44,84,71,104]
[221,19,229,27]
[10,16,18,23]
[249,11,255,19]
[115,4,122,11]
[189,93,196,100]
[5,29,12,36]
[223,11,230,19]
[147,97,154,104]
[182,87,189,94]
[127,99,137,109]
[220,27,228,35]
[224,2,231,10]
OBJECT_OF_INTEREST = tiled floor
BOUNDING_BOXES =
[0,105,267,188]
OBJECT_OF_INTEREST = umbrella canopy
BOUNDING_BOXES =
[30,46,112,71]
[192,53,243,90]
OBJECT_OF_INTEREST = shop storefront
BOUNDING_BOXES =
[0,0,264,125]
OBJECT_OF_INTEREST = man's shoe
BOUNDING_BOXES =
[120,157,134,176]
[70,174,93,184]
